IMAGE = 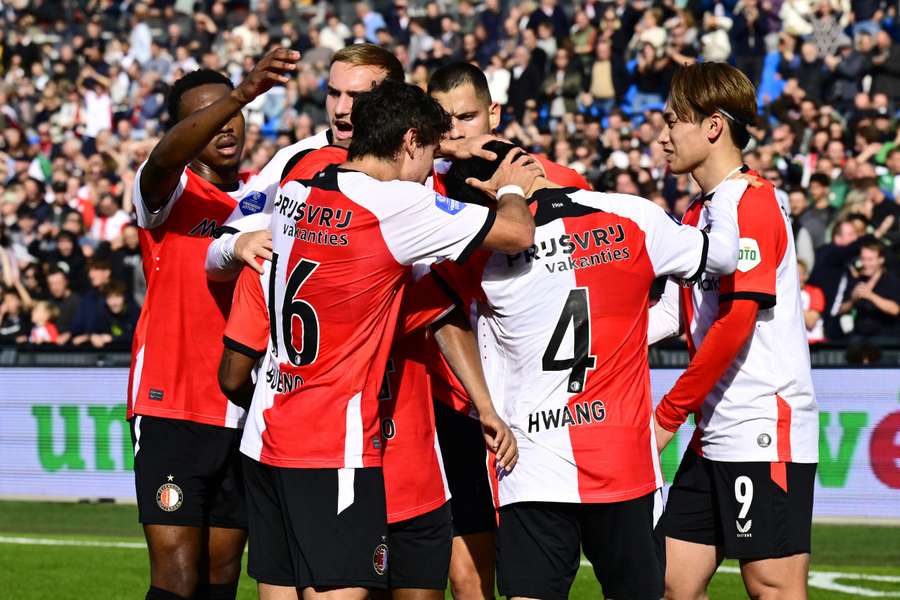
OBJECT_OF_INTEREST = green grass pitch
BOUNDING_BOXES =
[0,501,898,599]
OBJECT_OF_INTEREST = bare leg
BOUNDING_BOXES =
[259,583,300,600]
[448,532,496,600]
[740,553,809,600]
[663,537,723,600]
[144,524,204,598]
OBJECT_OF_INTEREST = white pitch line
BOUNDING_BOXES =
[2,536,898,597]
[0,535,145,549]
[578,560,900,597]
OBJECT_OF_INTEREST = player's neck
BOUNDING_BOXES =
[341,156,400,181]
[528,177,560,196]
[692,146,744,196]
[190,159,239,187]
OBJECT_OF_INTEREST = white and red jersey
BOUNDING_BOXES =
[428,156,593,417]
[222,164,492,469]
[433,187,710,506]
[678,175,818,463]
[90,210,131,241]
[379,332,450,523]
[801,283,825,343]
[127,163,268,428]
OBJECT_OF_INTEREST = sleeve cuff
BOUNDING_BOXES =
[719,291,776,309]
[456,210,496,264]
[223,336,266,359]
[684,230,709,285]
[431,269,467,314]
[654,401,683,433]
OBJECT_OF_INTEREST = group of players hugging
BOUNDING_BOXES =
[126,43,818,600]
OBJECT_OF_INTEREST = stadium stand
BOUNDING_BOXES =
[0,0,899,365]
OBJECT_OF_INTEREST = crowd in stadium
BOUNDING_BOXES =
[0,0,899,351]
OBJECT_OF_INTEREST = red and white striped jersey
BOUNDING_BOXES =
[379,332,450,523]
[679,176,818,463]
[128,163,267,428]
[222,164,492,469]
[427,156,593,417]
[433,187,710,505]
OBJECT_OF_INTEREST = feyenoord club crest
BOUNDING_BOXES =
[372,542,388,576]
[157,475,183,512]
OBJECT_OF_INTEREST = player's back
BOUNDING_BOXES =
[239,162,493,470]
[434,186,709,505]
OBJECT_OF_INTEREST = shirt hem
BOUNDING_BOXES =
[499,482,659,506]
[387,496,450,524]
[691,447,818,463]
[131,406,242,429]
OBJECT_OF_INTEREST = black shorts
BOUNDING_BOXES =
[433,399,496,536]
[129,415,245,528]
[657,450,816,560]
[497,493,664,600]
[387,502,452,590]
[243,457,388,590]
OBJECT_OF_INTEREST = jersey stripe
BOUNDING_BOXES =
[776,394,793,462]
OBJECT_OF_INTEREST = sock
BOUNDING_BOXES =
[194,581,239,600]
[145,586,191,600]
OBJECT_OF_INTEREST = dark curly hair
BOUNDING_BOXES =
[166,69,233,125]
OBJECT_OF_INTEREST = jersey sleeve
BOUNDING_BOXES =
[133,160,187,229]
[718,188,787,309]
[430,251,488,307]
[648,277,682,345]
[536,154,592,190]
[379,183,495,266]
[397,272,458,336]
[223,263,270,358]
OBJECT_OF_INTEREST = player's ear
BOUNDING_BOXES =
[708,113,726,144]
[488,102,501,131]
[403,128,418,159]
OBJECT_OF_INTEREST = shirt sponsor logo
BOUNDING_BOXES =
[507,225,630,273]
[527,400,606,434]
[282,223,349,247]
[274,193,353,228]
[434,193,465,215]
[737,238,761,272]
[239,191,266,216]
[700,276,720,292]
[188,218,219,238]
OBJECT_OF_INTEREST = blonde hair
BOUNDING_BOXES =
[331,44,405,84]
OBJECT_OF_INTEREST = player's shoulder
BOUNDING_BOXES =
[535,154,592,190]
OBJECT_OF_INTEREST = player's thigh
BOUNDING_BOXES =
[143,523,205,587]
[496,502,581,600]
[301,587,369,600]
[433,400,497,539]
[131,415,219,528]
[580,491,664,600]
[282,467,389,591]
[448,531,496,597]
[258,583,299,600]
[656,451,724,598]
[388,503,453,592]
[664,537,724,600]
[740,553,810,600]
[207,526,247,583]
[391,588,444,600]
[709,460,815,562]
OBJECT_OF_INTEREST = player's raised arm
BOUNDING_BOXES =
[141,47,300,212]
[702,178,745,275]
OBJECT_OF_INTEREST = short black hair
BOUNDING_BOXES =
[428,62,492,106]
[166,69,234,124]
[443,141,519,205]
[809,172,831,188]
[348,80,451,161]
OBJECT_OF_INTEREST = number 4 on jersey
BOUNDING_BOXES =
[542,288,597,393]
[268,252,320,366]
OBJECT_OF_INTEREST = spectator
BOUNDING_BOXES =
[825,35,866,112]
[27,300,59,345]
[0,286,29,344]
[794,40,828,103]
[45,266,80,344]
[809,215,868,339]
[589,41,618,116]
[731,0,769,87]
[356,1,387,44]
[507,46,542,121]
[69,258,112,344]
[89,194,131,243]
[802,173,836,247]
[799,259,826,344]
[789,188,817,270]
[840,240,900,340]
[543,49,582,122]
[871,30,900,106]
[86,280,139,349]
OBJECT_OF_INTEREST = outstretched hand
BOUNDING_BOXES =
[232,47,301,105]
[234,229,273,273]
